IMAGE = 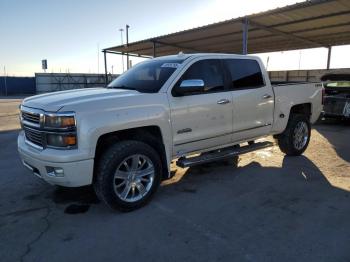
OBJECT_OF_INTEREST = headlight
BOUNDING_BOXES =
[43,112,77,149]
[46,133,77,148]
[44,113,75,129]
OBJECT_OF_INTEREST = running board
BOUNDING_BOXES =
[176,141,274,168]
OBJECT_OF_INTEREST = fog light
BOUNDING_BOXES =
[46,167,64,177]
[54,167,64,177]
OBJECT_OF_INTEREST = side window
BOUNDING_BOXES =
[176,59,225,95]
[225,59,264,89]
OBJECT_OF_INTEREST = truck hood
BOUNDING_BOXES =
[22,88,140,112]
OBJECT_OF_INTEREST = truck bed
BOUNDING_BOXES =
[271,81,323,133]
[271,81,318,86]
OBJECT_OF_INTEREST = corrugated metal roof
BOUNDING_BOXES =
[104,0,350,57]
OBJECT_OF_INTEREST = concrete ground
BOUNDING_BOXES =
[0,97,350,262]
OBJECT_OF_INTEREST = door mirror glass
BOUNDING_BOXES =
[176,79,205,95]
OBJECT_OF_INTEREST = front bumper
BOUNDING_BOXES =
[18,131,94,187]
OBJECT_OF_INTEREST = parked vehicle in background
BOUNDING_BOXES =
[321,74,350,120]
[17,53,324,211]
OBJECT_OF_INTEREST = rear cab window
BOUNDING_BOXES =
[224,59,265,89]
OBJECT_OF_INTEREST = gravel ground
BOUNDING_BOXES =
[0,96,24,132]
[0,97,349,262]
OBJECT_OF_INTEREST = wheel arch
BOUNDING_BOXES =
[289,103,312,119]
[273,102,312,136]
[94,126,169,181]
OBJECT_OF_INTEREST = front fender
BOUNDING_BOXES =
[76,104,173,170]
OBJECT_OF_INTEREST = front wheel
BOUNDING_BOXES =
[276,114,311,156]
[94,140,162,212]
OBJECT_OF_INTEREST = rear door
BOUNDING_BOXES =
[224,58,274,142]
[168,59,233,156]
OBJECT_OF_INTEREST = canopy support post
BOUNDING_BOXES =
[242,17,249,55]
[126,24,130,70]
[326,46,332,70]
[103,50,108,86]
[153,41,156,58]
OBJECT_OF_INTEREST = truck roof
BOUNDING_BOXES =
[152,53,258,61]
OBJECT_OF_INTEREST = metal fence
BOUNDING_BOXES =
[0,77,36,96]
[35,73,118,94]
[2,69,350,96]
[269,68,350,82]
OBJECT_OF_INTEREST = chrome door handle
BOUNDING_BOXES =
[262,94,272,99]
[217,99,230,105]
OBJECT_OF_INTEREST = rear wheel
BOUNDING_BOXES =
[94,140,162,212]
[276,114,311,156]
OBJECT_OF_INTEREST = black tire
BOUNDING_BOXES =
[94,140,162,212]
[276,114,311,156]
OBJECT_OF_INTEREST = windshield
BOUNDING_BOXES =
[108,59,185,93]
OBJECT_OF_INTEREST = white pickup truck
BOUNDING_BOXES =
[18,53,323,211]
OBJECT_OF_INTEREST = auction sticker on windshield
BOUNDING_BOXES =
[161,63,180,68]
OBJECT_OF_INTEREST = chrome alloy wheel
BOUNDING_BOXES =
[113,154,155,203]
[293,121,309,150]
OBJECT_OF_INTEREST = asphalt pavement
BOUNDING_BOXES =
[0,99,349,262]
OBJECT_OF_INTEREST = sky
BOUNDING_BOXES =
[0,0,349,76]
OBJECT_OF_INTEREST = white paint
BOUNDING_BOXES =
[18,53,323,187]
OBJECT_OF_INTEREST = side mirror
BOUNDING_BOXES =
[175,79,205,96]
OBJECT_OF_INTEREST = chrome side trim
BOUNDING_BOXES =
[174,132,232,146]
[217,99,231,104]
[232,123,272,134]
[174,124,271,146]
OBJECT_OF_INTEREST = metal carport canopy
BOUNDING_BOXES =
[103,0,350,58]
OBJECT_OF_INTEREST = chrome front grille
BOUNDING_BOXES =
[23,126,44,148]
[22,110,40,125]
[20,106,45,149]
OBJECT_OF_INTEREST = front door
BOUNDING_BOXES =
[168,59,233,156]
